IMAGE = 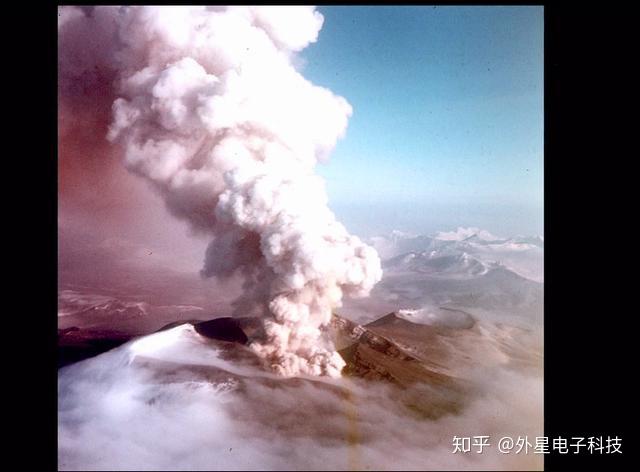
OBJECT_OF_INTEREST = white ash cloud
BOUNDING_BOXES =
[58,6,382,377]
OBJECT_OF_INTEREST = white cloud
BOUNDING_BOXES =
[59,326,543,470]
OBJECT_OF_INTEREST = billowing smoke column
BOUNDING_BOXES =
[58,6,382,378]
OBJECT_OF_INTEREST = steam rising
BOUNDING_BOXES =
[59,6,382,377]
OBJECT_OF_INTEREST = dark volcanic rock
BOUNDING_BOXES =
[194,317,249,344]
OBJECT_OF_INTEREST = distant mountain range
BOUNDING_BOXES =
[337,228,543,325]
[369,227,544,283]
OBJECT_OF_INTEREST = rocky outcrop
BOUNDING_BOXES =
[329,313,457,389]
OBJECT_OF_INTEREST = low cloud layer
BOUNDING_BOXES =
[59,326,543,470]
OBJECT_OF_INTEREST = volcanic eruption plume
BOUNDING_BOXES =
[58,6,382,377]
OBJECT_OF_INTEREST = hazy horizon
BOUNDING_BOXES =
[307,6,543,238]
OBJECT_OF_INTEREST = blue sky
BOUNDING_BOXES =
[301,6,543,237]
